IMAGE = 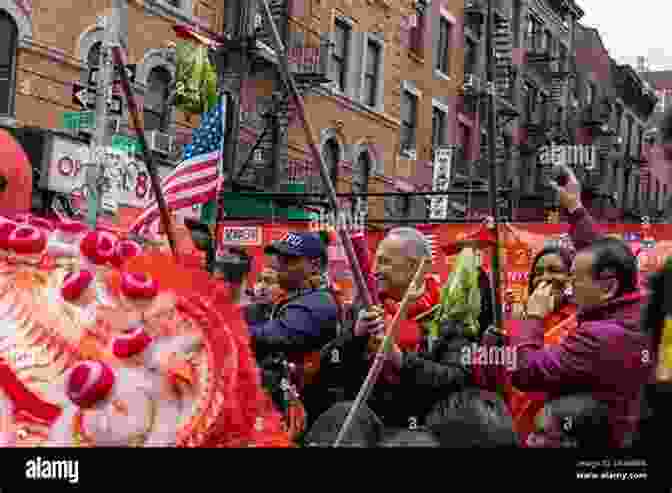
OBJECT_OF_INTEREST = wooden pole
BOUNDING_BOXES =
[110,45,179,258]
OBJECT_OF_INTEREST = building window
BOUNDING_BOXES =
[655,180,660,210]
[524,83,537,122]
[410,4,425,55]
[87,42,102,69]
[352,151,370,217]
[586,82,594,105]
[542,30,553,53]
[332,19,350,92]
[464,37,477,75]
[559,43,568,66]
[525,15,543,51]
[436,17,451,75]
[85,41,103,92]
[664,184,668,210]
[656,90,665,112]
[401,89,417,151]
[144,66,172,132]
[0,11,18,116]
[432,106,447,149]
[322,138,340,186]
[363,40,380,107]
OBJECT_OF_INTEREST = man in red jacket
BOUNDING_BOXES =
[482,165,651,447]
[311,227,481,442]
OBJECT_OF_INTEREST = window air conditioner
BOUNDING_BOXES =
[403,149,417,160]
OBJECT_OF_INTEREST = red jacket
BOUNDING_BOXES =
[381,275,442,352]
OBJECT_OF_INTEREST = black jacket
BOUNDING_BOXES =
[321,303,476,428]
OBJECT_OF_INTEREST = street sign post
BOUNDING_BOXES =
[88,64,135,87]
[111,134,143,154]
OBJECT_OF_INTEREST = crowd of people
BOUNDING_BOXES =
[225,163,667,448]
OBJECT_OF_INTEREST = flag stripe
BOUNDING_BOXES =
[140,169,220,215]
[129,95,226,236]
[163,170,219,197]
[130,181,218,234]
[135,188,217,235]
[162,152,221,187]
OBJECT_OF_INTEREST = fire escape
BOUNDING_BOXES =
[213,0,332,216]
[460,1,516,219]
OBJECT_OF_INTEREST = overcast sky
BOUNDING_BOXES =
[579,0,672,70]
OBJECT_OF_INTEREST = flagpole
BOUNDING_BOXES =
[210,90,228,272]
[211,1,251,274]
[110,45,179,258]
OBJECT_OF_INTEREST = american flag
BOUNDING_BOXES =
[129,98,225,236]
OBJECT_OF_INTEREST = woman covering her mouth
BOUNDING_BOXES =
[505,245,579,446]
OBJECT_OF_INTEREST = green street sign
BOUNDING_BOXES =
[111,134,143,154]
[62,111,95,131]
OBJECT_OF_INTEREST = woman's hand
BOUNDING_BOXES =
[526,281,557,320]
[354,305,385,337]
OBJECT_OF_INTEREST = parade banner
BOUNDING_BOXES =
[107,207,672,312]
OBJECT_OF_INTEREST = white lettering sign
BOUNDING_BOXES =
[218,227,262,246]
[429,146,454,220]
[47,136,172,208]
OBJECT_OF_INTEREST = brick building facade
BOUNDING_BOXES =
[0,0,222,139]
[277,0,467,224]
[0,0,229,222]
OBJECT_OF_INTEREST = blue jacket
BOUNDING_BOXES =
[248,289,340,358]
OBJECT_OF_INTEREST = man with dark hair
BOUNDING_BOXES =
[489,165,652,447]
[527,394,612,448]
[248,232,341,428]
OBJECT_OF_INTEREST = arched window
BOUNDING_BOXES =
[87,41,102,69]
[144,66,172,132]
[352,151,370,217]
[0,10,19,116]
[323,138,339,185]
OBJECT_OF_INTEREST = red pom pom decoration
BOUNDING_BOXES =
[0,221,17,249]
[80,231,118,265]
[111,325,153,358]
[120,271,158,299]
[66,361,116,408]
[61,270,94,302]
[111,240,142,268]
[11,213,30,224]
[8,225,47,254]
[58,220,88,235]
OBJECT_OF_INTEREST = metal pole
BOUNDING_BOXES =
[212,2,252,272]
[87,11,117,228]
[486,0,503,331]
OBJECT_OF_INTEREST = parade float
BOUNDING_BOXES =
[0,214,292,447]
